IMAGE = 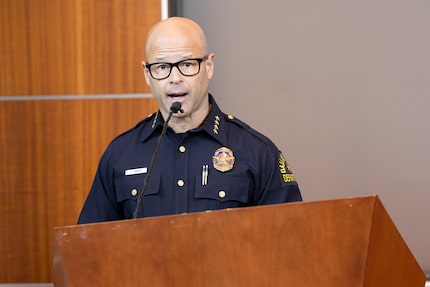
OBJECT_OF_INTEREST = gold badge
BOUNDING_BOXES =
[212,147,235,172]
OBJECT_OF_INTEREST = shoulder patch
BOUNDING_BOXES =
[278,152,297,186]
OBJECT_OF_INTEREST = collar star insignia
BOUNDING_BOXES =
[213,115,220,134]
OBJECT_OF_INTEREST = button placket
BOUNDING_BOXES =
[175,141,189,213]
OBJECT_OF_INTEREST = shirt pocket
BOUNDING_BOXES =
[194,173,250,211]
[115,172,162,218]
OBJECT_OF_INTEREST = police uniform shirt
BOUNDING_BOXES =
[78,94,302,224]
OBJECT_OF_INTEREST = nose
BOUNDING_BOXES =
[169,66,183,82]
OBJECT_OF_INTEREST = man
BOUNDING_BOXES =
[78,17,302,224]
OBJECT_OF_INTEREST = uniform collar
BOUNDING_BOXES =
[139,94,229,146]
[196,94,229,145]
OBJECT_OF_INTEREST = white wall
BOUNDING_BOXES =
[182,0,430,272]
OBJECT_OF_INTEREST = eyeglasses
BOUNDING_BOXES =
[145,55,209,80]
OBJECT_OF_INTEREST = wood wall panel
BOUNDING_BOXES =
[0,0,161,283]
[0,0,160,95]
[0,98,158,282]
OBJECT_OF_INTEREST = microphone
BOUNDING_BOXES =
[133,102,184,219]
[170,101,184,113]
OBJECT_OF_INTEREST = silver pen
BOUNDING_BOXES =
[202,165,208,185]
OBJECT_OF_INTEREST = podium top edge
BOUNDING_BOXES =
[54,194,379,231]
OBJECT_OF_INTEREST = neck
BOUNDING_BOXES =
[168,103,211,134]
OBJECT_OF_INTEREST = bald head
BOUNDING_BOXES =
[145,17,208,61]
[141,17,215,133]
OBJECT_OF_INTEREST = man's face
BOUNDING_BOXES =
[143,31,214,120]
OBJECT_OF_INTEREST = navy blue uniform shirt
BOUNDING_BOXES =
[78,95,302,223]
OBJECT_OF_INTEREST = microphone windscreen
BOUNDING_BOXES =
[170,102,183,113]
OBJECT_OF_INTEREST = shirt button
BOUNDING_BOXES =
[177,179,185,187]
[218,190,226,198]
[131,188,138,196]
[179,145,186,153]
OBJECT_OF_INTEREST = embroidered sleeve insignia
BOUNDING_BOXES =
[278,152,297,185]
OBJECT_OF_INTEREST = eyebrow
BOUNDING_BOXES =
[152,55,195,63]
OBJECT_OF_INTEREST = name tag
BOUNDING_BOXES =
[125,167,147,176]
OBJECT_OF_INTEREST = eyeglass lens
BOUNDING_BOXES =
[149,59,201,79]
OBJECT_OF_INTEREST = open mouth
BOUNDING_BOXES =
[167,92,188,100]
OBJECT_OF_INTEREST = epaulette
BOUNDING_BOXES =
[111,112,158,141]
[133,112,159,129]
[222,113,274,145]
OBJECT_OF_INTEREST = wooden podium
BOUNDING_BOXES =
[53,196,425,286]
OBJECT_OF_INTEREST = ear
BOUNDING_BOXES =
[205,53,215,80]
[142,61,151,86]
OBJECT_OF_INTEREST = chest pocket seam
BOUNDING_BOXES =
[115,173,161,202]
[194,174,249,203]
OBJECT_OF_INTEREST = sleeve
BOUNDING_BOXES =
[255,148,302,205]
[77,144,123,224]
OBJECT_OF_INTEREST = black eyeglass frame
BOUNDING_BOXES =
[145,55,209,80]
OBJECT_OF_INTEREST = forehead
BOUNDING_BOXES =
[148,34,202,62]
[145,20,207,61]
